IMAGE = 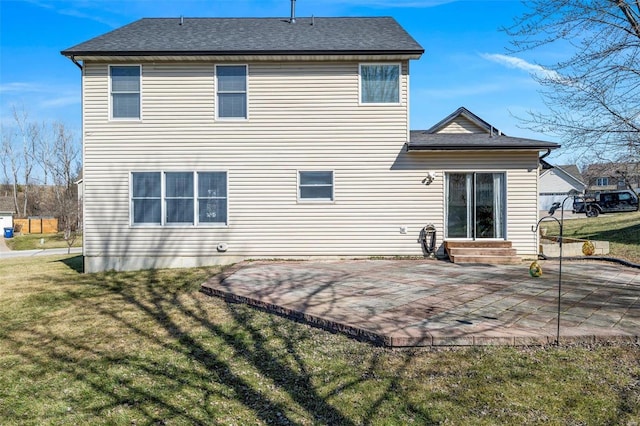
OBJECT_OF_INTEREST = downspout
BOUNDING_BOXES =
[70,56,83,70]
[539,148,551,162]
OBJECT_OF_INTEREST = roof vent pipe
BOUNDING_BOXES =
[290,0,296,23]
[179,16,184,25]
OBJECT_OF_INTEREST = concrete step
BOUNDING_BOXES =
[444,240,521,264]
[450,254,522,265]
[444,241,513,249]
[447,247,518,257]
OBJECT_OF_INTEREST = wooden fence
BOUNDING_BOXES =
[14,218,58,234]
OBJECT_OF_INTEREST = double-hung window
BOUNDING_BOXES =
[216,65,247,119]
[198,172,227,224]
[166,172,194,224]
[110,65,141,119]
[299,171,333,201]
[132,172,161,224]
[596,177,609,186]
[360,64,400,104]
[131,172,227,226]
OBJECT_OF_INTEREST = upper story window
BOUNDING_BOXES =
[216,65,247,119]
[360,64,400,104]
[110,65,141,119]
[299,171,333,202]
[596,177,609,186]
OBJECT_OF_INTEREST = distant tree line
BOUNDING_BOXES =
[1,105,81,239]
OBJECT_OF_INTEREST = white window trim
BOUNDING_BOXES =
[109,64,142,121]
[215,64,249,121]
[297,170,335,203]
[358,63,402,106]
[165,171,196,226]
[130,171,228,228]
[442,170,508,241]
[195,170,229,228]
[130,171,161,227]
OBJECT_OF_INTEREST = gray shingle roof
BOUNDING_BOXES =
[61,17,424,57]
[557,164,583,183]
[408,107,560,151]
[408,132,560,151]
[0,197,15,213]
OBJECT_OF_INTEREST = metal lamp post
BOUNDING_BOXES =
[532,189,580,345]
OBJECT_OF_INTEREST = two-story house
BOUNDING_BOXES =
[62,16,558,272]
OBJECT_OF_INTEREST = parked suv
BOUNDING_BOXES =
[573,190,639,217]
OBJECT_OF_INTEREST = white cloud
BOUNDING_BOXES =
[480,53,562,81]
[419,82,505,99]
[41,96,80,108]
[23,0,122,28]
[321,0,456,7]
[0,82,41,94]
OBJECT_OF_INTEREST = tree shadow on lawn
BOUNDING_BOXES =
[2,265,437,425]
[565,220,640,245]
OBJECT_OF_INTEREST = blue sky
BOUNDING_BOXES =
[0,0,571,163]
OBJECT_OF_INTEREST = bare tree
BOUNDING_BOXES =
[505,1,640,161]
[1,127,20,215]
[2,106,43,218]
[47,122,81,252]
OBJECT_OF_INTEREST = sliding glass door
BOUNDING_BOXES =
[446,172,505,239]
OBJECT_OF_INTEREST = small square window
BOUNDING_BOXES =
[360,64,400,104]
[299,171,333,201]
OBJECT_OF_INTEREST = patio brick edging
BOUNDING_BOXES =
[200,282,640,348]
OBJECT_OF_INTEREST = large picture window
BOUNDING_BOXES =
[110,65,141,119]
[131,171,227,226]
[360,64,400,104]
[216,65,247,119]
[299,171,333,201]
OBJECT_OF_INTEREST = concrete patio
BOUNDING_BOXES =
[201,259,640,347]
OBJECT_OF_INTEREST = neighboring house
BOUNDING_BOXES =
[61,16,558,272]
[0,197,15,231]
[539,161,586,212]
[583,162,640,192]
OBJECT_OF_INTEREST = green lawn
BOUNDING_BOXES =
[1,255,639,425]
[4,232,82,251]
[544,211,640,263]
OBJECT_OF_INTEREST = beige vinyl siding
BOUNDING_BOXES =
[82,61,538,272]
[436,116,486,134]
[84,62,424,270]
[396,150,540,256]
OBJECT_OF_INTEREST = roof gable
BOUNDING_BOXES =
[61,17,424,59]
[427,107,503,135]
[540,163,586,188]
[408,107,559,152]
[556,165,583,183]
